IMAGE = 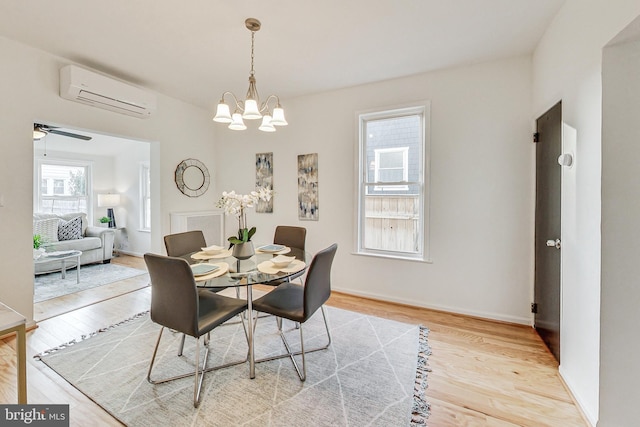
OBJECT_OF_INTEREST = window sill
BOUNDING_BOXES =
[352,251,433,264]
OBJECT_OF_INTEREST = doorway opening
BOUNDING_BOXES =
[32,123,151,321]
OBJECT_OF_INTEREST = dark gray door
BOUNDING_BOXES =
[534,101,562,363]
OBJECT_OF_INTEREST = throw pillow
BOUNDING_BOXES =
[33,218,60,243]
[58,216,83,241]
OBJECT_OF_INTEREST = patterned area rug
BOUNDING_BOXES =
[34,263,147,303]
[37,307,431,426]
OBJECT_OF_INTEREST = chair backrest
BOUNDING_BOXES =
[144,253,199,337]
[274,226,306,251]
[164,230,207,258]
[303,243,338,320]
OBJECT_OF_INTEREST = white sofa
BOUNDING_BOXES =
[33,212,115,274]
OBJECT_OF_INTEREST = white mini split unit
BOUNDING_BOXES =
[59,65,157,119]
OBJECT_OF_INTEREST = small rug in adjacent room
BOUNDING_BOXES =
[37,307,431,426]
[34,263,147,303]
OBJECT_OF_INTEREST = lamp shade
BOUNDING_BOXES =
[98,193,121,207]
[213,102,233,123]
[258,115,276,132]
[242,99,262,120]
[229,113,247,130]
[270,107,288,126]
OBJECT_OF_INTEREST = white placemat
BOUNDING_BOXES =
[257,259,306,275]
[191,249,233,260]
[193,262,229,281]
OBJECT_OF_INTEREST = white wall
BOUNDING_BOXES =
[215,55,536,324]
[532,1,640,424]
[0,36,217,324]
[114,142,151,256]
[601,20,640,427]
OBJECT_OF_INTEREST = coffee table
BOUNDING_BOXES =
[34,250,82,284]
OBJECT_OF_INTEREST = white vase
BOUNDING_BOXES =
[232,242,255,260]
[33,248,45,260]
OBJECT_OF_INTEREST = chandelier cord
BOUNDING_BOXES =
[250,31,255,77]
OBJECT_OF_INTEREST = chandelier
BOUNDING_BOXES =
[213,18,288,132]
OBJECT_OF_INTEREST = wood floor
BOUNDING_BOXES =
[0,255,587,426]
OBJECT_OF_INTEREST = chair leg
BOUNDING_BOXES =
[147,325,247,407]
[255,305,332,381]
[178,333,186,356]
[147,326,165,383]
[287,324,306,380]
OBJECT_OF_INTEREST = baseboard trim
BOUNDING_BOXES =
[332,286,532,325]
[115,250,144,258]
[558,365,598,426]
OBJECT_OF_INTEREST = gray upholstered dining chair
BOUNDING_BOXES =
[165,230,226,292]
[144,253,249,407]
[272,225,307,284]
[164,230,207,262]
[273,225,306,252]
[164,230,229,353]
[252,243,337,381]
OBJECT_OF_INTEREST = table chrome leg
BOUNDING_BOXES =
[247,284,255,379]
[76,254,80,284]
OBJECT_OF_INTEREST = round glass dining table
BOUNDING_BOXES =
[187,245,309,379]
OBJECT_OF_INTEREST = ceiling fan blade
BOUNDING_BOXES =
[47,129,92,140]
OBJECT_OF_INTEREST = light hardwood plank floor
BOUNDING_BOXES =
[1,255,587,426]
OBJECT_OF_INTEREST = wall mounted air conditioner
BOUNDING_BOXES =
[59,65,157,119]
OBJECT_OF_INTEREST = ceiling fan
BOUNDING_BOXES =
[33,123,92,141]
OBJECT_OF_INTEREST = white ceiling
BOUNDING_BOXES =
[34,128,146,157]
[1,0,564,112]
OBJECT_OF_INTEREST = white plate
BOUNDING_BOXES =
[201,244,224,255]
[256,246,291,255]
[193,262,229,281]
[191,263,220,276]
[270,255,296,268]
[257,244,286,253]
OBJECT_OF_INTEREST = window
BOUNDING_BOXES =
[140,162,151,231]
[357,103,429,260]
[53,179,65,195]
[36,159,92,215]
[374,147,409,191]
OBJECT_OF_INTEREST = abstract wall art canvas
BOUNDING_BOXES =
[256,152,273,213]
[298,153,319,220]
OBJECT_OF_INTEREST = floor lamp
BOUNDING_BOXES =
[97,193,121,228]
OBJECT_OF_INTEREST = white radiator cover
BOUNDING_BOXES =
[169,211,225,247]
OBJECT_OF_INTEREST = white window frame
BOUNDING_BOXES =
[140,161,151,232]
[35,158,93,220]
[356,102,430,261]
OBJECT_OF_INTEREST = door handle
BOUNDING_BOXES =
[546,239,561,249]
